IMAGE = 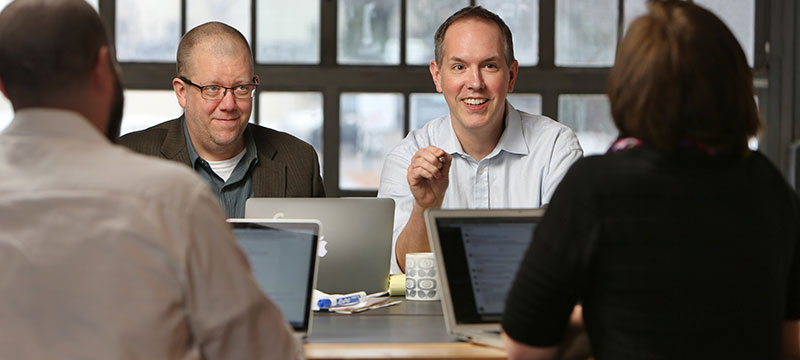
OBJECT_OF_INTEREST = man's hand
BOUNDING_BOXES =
[407,146,452,209]
[395,146,452,272]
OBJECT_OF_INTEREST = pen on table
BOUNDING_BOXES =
[317,292,365,310]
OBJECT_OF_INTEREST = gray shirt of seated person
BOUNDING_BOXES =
[183,119,256,218]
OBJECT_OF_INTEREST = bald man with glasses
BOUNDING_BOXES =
[118,22,325,218]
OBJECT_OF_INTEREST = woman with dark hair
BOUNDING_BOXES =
[501,1,800,359]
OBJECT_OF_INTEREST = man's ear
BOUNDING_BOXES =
[173,77,187,109]
[92,46,114,95]
[429,60,443,93]
[507,59,519,93]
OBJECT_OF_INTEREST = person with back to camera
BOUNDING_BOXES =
[501,1,800,359]
[0,0,303,358]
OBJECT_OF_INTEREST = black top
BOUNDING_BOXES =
[502,147,800,359]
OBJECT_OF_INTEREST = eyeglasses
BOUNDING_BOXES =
[179,76,259,101]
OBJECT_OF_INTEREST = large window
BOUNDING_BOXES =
[94,0,765,195]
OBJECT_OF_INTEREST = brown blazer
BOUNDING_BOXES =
[117,117,325,197]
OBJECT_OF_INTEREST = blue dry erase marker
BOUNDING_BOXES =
[317,292,364,310]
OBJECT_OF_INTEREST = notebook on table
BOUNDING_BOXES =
[227,218,320,339]
[424,208,545,348]
[245,197,394,294]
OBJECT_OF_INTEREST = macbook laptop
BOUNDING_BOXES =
[245,198,394,294]
[425,208,545,348]
[227,218,320,339]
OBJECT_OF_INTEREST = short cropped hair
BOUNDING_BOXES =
[433,6,515,68]
[607,0,760,156]
[176,22,253,78]
[0,0,109,106]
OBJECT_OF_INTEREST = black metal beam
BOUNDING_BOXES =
[121,63,608,93]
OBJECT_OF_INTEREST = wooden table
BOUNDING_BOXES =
[304,298,507,359]
[305,343,507,360]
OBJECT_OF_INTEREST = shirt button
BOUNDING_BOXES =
[478,168,485,175]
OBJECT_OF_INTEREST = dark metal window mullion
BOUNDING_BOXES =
[539,0,558,118]
[180,0,187,44]
[251,0,260,126]
[98,0,116,50]
[321,0,339,195]
[616,0,624,52]
[323,86,340,196]
[401,0,410,136]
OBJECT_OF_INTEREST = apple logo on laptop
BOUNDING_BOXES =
[317,237,328,257]
[272,212,285,219]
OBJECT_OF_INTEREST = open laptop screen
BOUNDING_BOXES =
[437,217,538,323]
[230,221,318,331]
[245,198,393,294]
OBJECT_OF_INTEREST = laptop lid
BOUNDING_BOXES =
[245,198,394,294]
[425,209,544,339]
[227,218,320,336]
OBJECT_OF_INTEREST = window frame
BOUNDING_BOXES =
[101,0,775,196]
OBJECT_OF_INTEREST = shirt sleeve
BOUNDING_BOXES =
[377,147,416,275]
[183,183,304,360]
[502,158,596,347]
[541,127,583,205]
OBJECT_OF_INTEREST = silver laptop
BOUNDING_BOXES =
[425,208,545,348]
[227,218,320,339]
[245,198,394,294]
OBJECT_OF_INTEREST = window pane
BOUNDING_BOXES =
[259,92,324,168]
[622,0,647,35]
[0,95,12,133]
[340,93,404,190]
[624,0,754,66]
[478,0,539,66]
[338,0,400,65]
[406,0,467,65]
[409,93,448,131]
[507,94,542,115]
[187,0,251,43]
[116,0,180,62]
[257,0,320,64]
[120,90,183,136]
[555,0,617,67]
[558,94,617,156]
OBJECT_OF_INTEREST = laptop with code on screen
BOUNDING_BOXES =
[424,208,545,348]
[226,218,320,339]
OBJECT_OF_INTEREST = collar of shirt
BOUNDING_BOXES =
[4,108,109,144]
[437,102,530,162]
[182,119,259,181]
